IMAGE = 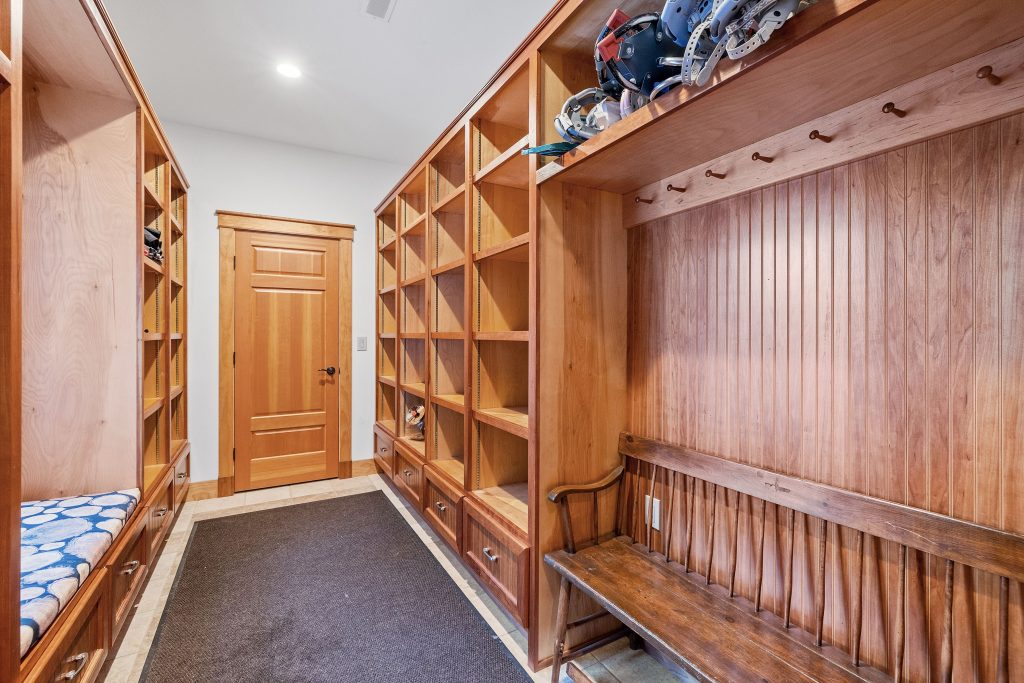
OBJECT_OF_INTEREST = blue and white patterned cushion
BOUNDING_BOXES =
[20,489,140,657]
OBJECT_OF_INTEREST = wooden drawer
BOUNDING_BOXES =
[462,497,530,627]
[423,466,463,550]
[172,450,190,508]
[147,476,174,557]
[373,426,394,478]
[392,443,423,508]
[107,513,149,642]
[22,568,110,683]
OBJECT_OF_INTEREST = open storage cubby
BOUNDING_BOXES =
[401,338,426,392]
[379,290,397,334]
[143,340,164,403]
[143,271,162,335]
[433,267,465,333]
[378,337,397,381]
[431,339,465,405]
[400,168,427,235]
[143,405,168,490]
[379,247,397,291]
[401,231,427,282]
[431,403,466,479]
[377,382,398,434]
[431,129,466,214]
[399,390,427,456]
[471,65,529,171]
[170,281,185,335]
[400,282,426,334]
[473,340,528,436]
[471,421,528,533]
[170,393,186,458]
[474,184,529,254]
[170,339,185,390]
[433,210,466,270]
[475,246,528,336]
[143,141,166,208]
[378,200,398,248]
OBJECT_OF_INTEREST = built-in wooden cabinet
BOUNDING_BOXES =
[376,0,1024,674]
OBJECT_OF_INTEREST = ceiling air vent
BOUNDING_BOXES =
[365,0,397,22]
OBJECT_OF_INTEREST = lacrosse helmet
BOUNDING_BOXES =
[594,10,685,98]
[555,88,622,143]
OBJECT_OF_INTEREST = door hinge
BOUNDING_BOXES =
[232,351,236,366]
[232,255,236,269]
[232,447,236,462]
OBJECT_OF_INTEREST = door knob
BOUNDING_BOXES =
[318,366,337,376]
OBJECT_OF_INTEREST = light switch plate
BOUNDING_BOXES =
[356,336,368,351]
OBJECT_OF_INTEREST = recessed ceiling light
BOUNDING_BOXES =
[276,63,302,79]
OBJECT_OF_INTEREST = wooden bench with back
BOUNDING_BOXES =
[545,432,1024,682]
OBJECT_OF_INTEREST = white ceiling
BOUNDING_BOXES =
[102,0,556,166]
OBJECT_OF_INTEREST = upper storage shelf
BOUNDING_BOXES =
[536,0,1024,193]
[472,64,530,173]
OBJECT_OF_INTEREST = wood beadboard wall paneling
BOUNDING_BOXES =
[626,113,1024,681]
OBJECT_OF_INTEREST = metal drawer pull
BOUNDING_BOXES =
[61,652,88,680]
[482,547,499,563]
[379,447,388,453]
[176,472,187,479]
[120,560,141,576]
[435,501,447,513]
[155,507,168,518]
[403,469,412,478]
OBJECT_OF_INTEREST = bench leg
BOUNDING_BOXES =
[551,577,573,683]
[627,631,643,650]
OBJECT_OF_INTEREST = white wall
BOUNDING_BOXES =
[164,121,403,483]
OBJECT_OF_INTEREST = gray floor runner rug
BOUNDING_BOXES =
[141,491,532,682]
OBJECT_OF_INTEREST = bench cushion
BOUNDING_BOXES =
[546,537,867,683]
[20,489,140,657]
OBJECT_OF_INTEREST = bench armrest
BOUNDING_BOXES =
[547,465,625,503]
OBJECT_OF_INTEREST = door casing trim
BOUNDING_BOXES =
[217,210,355,498]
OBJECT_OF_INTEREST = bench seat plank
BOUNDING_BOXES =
[546,537,875,683]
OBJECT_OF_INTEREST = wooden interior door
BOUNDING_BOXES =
[234,231,342,491]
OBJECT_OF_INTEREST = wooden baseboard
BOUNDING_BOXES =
[186,480,220,502]
[351,460,376,477]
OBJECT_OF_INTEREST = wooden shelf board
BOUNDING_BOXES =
[400,331,427,340]
[169,213,183,234]
[431,331,466,341]
[378,375,397,388]
[170,274,184,288]
[143,463,168,492]
[474,331,529,342]
[379,237,397,252]
[474,234,529,263]
[143,256,164,275]
[431,258,465,277]
[169,332,183,341]
[379,283,397,295]
[169,385,183,400]
[397,436,426,457]
[474,406,529,439]
[401,382,427,398]
[401,213,427,236]
[433,184,466,215]
[431,458,466,487]
[379,331,397,340]
[474,483,528,534]
[536,0,1024,193]
[143,184,164,210]
[401,273,426,288]
[474,135,530,189]
[142,397,164,420]
[142,333,162,342]
[431,393,466,414]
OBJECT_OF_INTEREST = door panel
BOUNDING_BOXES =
[235,232,340,491]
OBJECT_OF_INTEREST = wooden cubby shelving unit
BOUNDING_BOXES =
[374,0,1024,673]
[140,118,189,495]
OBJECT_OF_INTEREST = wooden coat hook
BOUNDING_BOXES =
[882,101,907,118]
[666,183,686,193]
[976,65,1002,86]
[751,152,773,163]
[809,129,832,143]
[635,196,654,204]
[705,169,726,179]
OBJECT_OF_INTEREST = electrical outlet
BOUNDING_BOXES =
[644,494,662,531]
[356,336,367,351]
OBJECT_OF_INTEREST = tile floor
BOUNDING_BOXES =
[99,474,679,683]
